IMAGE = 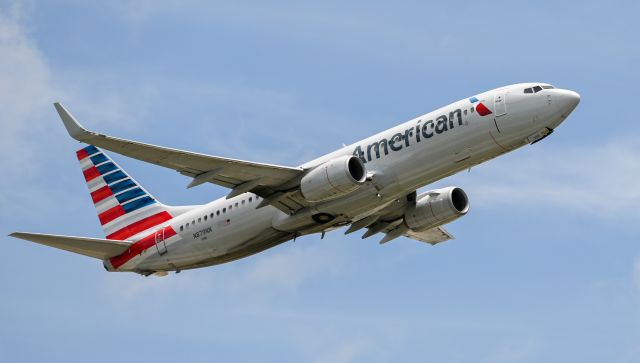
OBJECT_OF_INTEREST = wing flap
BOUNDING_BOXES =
[10,232,132,259]
[404,226,453,245]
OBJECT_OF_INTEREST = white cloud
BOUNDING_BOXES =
[227,242,344,294]
[0,2,167,222]
[56,75,161,133]
[0,2,73,223]
[99,269,212,305]
[106,1,640,71]
[456,139,640,220]
[98,241,345,304]
[0,3,56,178]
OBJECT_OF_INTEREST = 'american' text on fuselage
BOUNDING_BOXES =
[353,109,464,163]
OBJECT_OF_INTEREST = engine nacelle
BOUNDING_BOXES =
[404,187,469,231]
[300,155,367,203]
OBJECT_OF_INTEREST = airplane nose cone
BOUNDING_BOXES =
[556,89,581,112]
[543,88,580,129]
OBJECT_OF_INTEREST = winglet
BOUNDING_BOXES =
[53,102,91,141]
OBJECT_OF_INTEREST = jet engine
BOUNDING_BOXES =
[404,187,469,231]
[300,155,367,202]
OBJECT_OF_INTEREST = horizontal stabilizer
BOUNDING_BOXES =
[10,232,132,259]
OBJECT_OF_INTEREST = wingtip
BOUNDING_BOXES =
[53,102,91,141]
[53,102,67,117]
[9,232,26,239]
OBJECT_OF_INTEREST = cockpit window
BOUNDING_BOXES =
[524,85,550,94]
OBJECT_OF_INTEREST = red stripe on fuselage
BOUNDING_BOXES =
[83,166,101,182]
[109,226,177,269]
[91,185,113,204]
[99,205,126,225]
[106,211,173,240]
[76,149,89,160]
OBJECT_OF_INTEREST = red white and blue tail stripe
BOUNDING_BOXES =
[77,145,173,241]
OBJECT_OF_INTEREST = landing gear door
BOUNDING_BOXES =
[494,92,507,117]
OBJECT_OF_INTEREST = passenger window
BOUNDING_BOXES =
[192,220,195,225]
[524,88,533,94]
[223,208,226,213]
[210,213,214,218]
[216,210,220,216]
[229,205,232,211]
[463,110,467,115]
[533,86,543,93]
[198,218,201,223]
[235,202,238,207]
[471,107,475,112]
[204,215,207,221]
[249,197,253,202]
[180,225,183,231]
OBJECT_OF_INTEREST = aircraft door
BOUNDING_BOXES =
[154,228,168,256]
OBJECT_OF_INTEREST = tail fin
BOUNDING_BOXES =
[76,145,174,240]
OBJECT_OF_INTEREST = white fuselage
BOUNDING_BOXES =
[105,83,580,273]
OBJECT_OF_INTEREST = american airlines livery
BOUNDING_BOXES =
[10,83,580,276]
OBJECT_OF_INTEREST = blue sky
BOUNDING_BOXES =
[1,1,639,362]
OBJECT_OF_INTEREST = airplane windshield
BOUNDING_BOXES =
[524,85,554,94]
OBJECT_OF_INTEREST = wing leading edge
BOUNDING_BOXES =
[53,103,306,211]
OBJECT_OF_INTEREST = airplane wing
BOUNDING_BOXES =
[10,232,132,259]
[54,103,308,212]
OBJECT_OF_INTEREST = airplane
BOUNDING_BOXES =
[10,83,580,276]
